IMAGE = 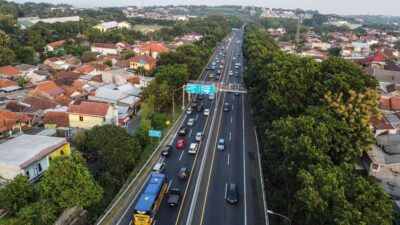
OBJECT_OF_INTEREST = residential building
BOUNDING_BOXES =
[0,110,31,138]
[93,21,118,32]
[44,111,70,128]
[91,43,121,55]
[0,78,17,88]
[304,42,332,51]
[117,21,132,30]
[0,134,70,183]
[140,42,169,59]
[43,55,81,71]
[278,42,296,52]
[45,40,66,52]
[67,101,117,129]
[128,55,156,71]
[33,81,65,99]
[0,65,22,79]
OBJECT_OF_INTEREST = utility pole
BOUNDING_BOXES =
[296,14,303,45]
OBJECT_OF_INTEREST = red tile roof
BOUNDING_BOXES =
[128,55,156,65]
[35,81,65,96]
[44,111,69,127]
[0,110,30,133]
[381,96,391,110]
[364,51,388,65]
[92,43,118,49]
[47,40,66,48]
[58,71,81,80]
[67,101,110,117]
[61,85,80,97]
[0,65,21,77]
[54,96,73,106]
[140,42,169,53]
[0,78,17,88]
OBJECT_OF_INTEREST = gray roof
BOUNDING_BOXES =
[0,134,67,168]
[383,144,400,155]
[90,87,127,102]
[14,64,36,71]
[119,96,141,106]
[377,134,400,146]
[97,21,118,29]
[117,83,142,96]
[0,86,22,92]
[374,69,400,83]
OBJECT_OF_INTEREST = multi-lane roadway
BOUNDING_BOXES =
[115,30,264,225]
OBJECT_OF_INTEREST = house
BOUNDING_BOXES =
[301,49,328,60]
[45,40,66,52]
[91,43,121,55]
[0,65,22,79]
[364,51,389,69]
[44,111,70,128]
[66,101,117,129]
[0,134,70,183]
[128,55,156,71]
[117,21,131,30]
[54,96,73,106]
[100,69,136,86]
[0,110,31,138]
[93,21,118,32]
[278,42,296,52]
[362,144,400,199]
[73,63,110,74]
[26,70,50,84]
[43,55,81,71]
[140,42,169,59]
[304,42,332,51]
[0,78,17,88]
[116,42,132,51]
[14,64,36,75]
[33,81,65,99]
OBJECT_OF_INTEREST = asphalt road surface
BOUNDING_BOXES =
[115,30,263,225]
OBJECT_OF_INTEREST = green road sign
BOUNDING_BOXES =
[149,130,162,137]
[200,85,215,95]
[186,83,200,93]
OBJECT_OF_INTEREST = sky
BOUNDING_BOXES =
[13,0,400,17]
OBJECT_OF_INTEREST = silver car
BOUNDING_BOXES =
[195,132,203,142]
[217,139,225,151]
[187,118,195,127]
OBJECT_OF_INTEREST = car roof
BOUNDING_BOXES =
[190,143,197,148]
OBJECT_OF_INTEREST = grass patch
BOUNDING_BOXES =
[132,24,165,33]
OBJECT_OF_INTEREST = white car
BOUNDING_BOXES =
[186,108,193,115]
[187,118,195,127]
[188,143,198,154]
[209,94,215,100]
[195,132,203,141]
[152,162,166,173]
[228,71,233,76]
[204,109,210,116]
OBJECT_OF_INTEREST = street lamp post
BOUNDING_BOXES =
[267,210,291,225]
[172,86,185,121]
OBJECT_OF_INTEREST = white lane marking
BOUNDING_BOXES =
[227,153,230,165]
[167,180,173,192]
[233,94,235,100]
[154,220,157,225]
[196,114,199,120]
[188,129,193,137]
[232,105,234,111]
[179,150,184,161]
[231,116,233,124]
[229,132,232,141]
[173,133,177,139]
[225,183,228,200]
[159,157,165,163]
[129,220,132,225]
[242,94,248,225]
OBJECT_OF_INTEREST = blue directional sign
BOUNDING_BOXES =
[186,83,201,93]
[149,130,162,138]
[231,28,238,31]
[200,85,215,95]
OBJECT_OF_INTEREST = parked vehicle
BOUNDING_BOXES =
[167,189,181,206]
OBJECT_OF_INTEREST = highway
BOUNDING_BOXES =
[114,30,264,225]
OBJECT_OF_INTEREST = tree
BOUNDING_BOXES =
[39,152,103,209]
[64,44,89,57]
[0,29,15,66]
[328,47,342,56]
[81,51,96,63]
[15,46,36,64]
[123,50,135,60]
[104,60,112,67]
[16,75,31,88]
[0,175,34,215]
[155,64,189,89]
[134,118,154,148]
[0,14,17,33]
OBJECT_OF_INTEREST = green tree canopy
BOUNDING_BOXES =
[0,175,34,215]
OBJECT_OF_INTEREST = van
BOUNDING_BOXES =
[188,143,198,154]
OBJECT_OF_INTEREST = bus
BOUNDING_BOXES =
[133,173,168,225]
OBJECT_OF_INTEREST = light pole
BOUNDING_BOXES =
[267,210,291,225]
[172,86,185,121]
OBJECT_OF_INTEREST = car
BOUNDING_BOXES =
[178,167,190,180]
[179,127,187,136]
[187,118,195,127]
[186,107,193,115]
[217,139,225,151]
[188,143,198,154]
[176,139,186,149]
[209,94,215,100]
[219,65,223,69]
[217,70,222,75]
[206,66,211,70]
[152,162,166,173]
[191,99,198,108]
[234,71,239,77]
[196,105,203,112]
[209,73,214,78]
[211,65,216,70]
[168,189,181,206]
[223,103,229,112]
[161,145,172,157]
[226,183,238,204]
[198,94,203,100]
[221,60,225,65]
[229,71,233,76]
[204,109,210,116]
[233,57,236,60]
[195,132,203,141]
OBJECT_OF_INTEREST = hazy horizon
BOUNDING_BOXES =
[11,0,400,17]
